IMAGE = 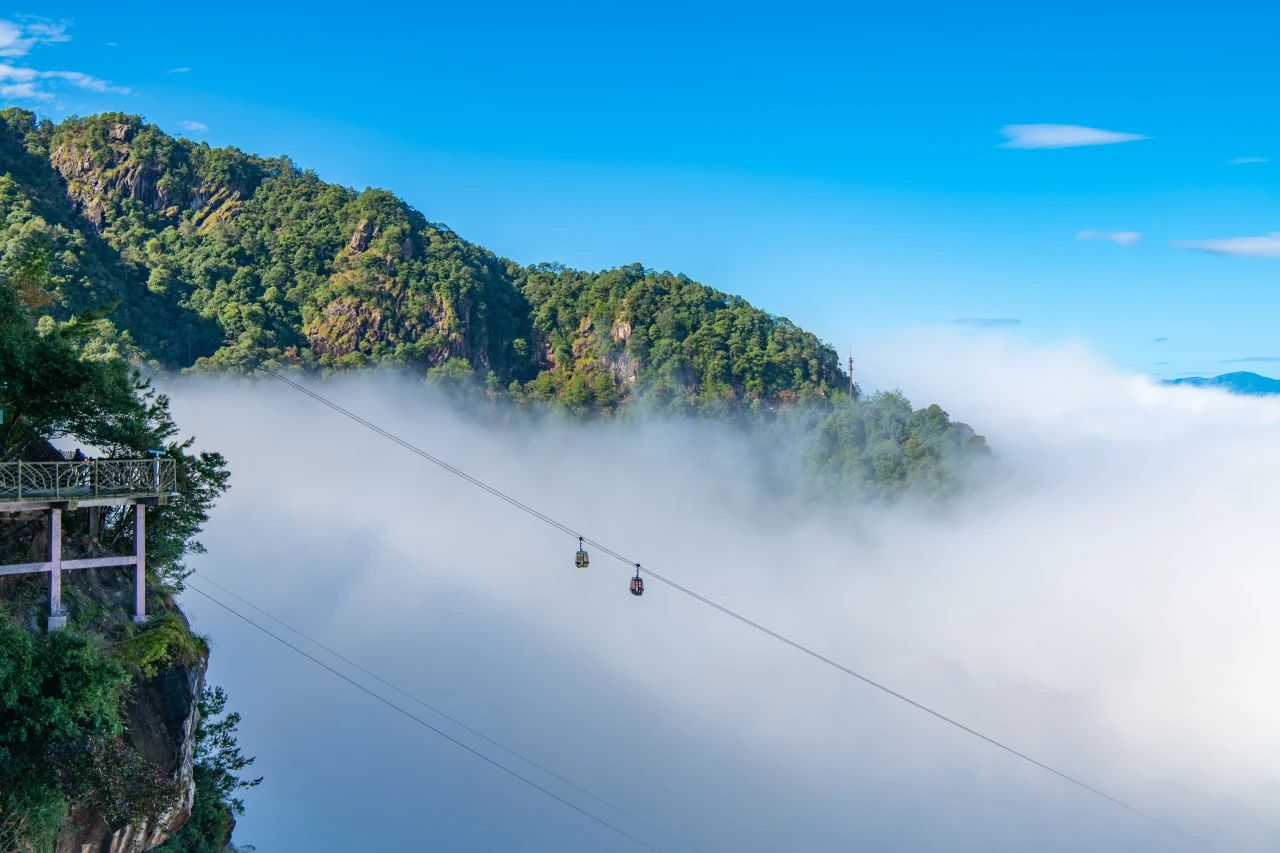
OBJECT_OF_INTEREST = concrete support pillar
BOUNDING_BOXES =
[48,507,66,631]
[88,505,100,541]
[133,503,147,624]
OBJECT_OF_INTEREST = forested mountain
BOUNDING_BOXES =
[0,108,986,496]
[0,109,842,410]
[0,107,983,848]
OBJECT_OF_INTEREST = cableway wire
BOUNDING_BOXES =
[260,366,1177,835]
[190,573,703,853]
[185,582,665,853]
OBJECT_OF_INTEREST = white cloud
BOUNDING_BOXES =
[163,336,1280,850]
[1173,233,1280,259]
[0,61,128,100]
[177,120,207,133]
[0,81,45,100]
[0,62,36,82]
[952,317,1022,328]
[0,19,69,58]
[1226,156,1269,166]
[0,21,129,101]
[167,66,191,74]
[1000,124,1149,149]
[45,69,122,93]
[1077,230,1142,246]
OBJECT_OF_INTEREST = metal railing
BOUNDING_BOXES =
[0,458,178,502]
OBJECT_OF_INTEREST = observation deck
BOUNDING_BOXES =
[0,458,177,630]
[0,458,177,509]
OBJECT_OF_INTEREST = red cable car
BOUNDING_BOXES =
[630,564,644,597]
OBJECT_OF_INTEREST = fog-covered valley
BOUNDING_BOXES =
[169,328,1280,852]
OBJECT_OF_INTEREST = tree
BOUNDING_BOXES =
[154,686,259,853]
[0,621,179,851]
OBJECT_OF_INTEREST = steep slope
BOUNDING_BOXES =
[0,109,842,410]
[0,271,248,851]
[0,109,986,497]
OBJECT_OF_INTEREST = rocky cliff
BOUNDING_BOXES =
[0,108,846,409]
[0,505,207,852]
[56,656,205,853]
[0,266,236,851]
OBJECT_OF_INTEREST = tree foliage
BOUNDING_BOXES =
[154,686,259,853]
[0,273,228,590]
[797,392,989,499]
[0,203,243,847]
[0,107,988,497]
[0,110,841,407]
[0,620,178,851]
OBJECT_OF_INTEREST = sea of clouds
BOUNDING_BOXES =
[165,328,1280,852]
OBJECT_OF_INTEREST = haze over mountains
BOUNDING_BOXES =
[170,333,1280,852]
[4,6,1280,851]
[1162,371,1280,395]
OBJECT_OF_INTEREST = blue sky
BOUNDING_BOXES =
[3,0,1278,378]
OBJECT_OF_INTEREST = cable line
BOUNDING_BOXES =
[192,573,702,853]
[185,582,665,853]
[261,367,1175,834]
[262,368,578,538]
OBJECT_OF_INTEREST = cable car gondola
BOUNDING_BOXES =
[575,536,589,568]
[630,564,644,597]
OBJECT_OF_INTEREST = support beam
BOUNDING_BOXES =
[0,556,136,575]
[0,561,51,577]
[133,503,147,624]
[62,556,138,571]
[48,508,66,631]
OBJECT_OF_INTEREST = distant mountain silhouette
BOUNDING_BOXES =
[1163,371,1280,395]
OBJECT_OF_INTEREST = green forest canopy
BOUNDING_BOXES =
[0,109,843,405]
[0,108,987,497]
[0,108,987,849]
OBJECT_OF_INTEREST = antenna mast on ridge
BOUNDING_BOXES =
[848,352,857,400]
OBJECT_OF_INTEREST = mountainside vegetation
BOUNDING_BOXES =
[0,108,987,498]
[0,109,839,402]
[0,105,993,850]
[0,267,252,851]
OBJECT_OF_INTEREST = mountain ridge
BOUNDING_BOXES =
[0,108,987,499]
[0,109,847,413]
[1162,371,1280,396]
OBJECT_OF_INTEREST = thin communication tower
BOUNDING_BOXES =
[848,352,856,400]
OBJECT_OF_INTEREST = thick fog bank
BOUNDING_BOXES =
[167,330,1280,852]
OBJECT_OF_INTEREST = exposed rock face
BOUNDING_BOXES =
[47,117,243,232]
[607,317,638,387]
[348,218,374,253]
[50,123,161,228]
[609,317,631,343]
[15,483,210,852]
[305,293,392,358]
[55,655,207,853]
